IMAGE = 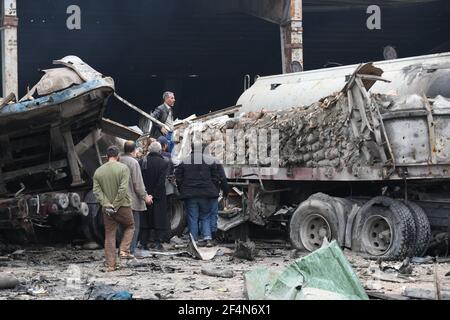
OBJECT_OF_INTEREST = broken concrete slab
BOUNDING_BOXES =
[245,241,368,300]
[201,266,234,278]
[402,287,450,300]
[234,241,257,261]
[0,275,20,290]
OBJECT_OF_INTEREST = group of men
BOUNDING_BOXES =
[92,91,229,272]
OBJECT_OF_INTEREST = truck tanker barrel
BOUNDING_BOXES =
[237,52,450,113]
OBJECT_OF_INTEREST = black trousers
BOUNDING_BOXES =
[139,197,169,244]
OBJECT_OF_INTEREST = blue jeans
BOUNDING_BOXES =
[184,198,215,241]
[200,200,219,235]
[167,131,174,153]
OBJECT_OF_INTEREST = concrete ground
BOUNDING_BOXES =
[0,240,449,300]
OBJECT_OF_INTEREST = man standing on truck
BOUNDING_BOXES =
[139,92,176,147]
[120,141,153,255]
[93,146,135,272]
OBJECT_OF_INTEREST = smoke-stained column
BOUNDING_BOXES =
[280,0,303,73]
[1,0,18,98]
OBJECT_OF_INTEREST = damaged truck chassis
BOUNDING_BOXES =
[0,56,186,245]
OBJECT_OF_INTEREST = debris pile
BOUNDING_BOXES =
[244,241,368,300]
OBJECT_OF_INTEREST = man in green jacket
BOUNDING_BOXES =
[93,146,135,272]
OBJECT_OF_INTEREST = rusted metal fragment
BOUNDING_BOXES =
[0,276,19,290]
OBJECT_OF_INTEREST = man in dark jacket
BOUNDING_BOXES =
[139,92,176,139]
[175,143,220,247]
[209,162,229,240]
[140,142,169,251]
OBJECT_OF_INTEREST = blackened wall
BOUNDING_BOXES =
[16,0,281,124]
[9,0,450,125]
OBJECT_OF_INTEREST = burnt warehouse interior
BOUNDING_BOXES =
[12,0,450,124]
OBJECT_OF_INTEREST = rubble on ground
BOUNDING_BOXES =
[0,240,449,300]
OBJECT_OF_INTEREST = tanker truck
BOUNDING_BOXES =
[172,52,450,261]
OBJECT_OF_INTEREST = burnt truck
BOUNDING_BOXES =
[0,56,146,244]
[172,52,450,260]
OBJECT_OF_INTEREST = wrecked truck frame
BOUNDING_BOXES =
[174,53,450,261]
[0,56,186,245]
[0,56,139,243]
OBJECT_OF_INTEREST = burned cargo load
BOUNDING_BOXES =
[174,64,450,180]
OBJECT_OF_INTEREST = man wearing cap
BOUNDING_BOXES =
[93,146,135,272]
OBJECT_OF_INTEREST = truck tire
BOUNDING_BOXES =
[354,196,415,261]
[310,193,349,243]
[405,201,431,257]
[289,196,340,252]
[168,196,186,237]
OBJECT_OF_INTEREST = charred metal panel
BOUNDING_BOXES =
[382,95,450,166]
[0,56,115,194]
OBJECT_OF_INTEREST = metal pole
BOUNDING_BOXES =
[1,0,18,98]
[281,0,303,73]
[114,93,171,132]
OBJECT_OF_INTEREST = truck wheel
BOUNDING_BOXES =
[289,196,340,252]
[168,196,186,237]
[405,202,431,257]
[310,193,349,244]
[355,197,415,261]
